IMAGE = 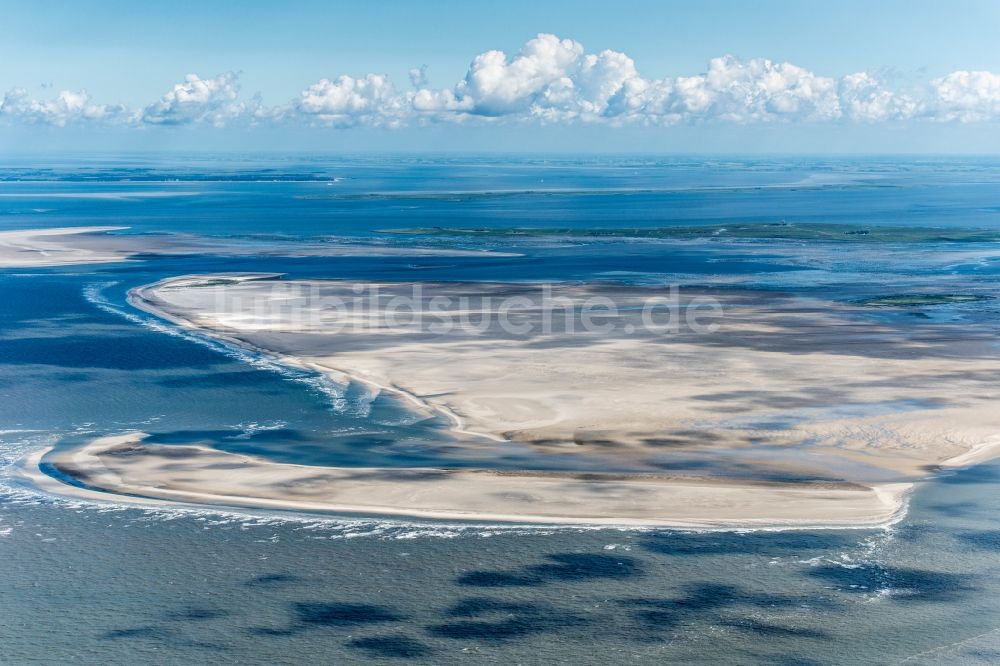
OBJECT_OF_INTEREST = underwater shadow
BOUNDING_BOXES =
[457,552,643,588]
[345,634,433,658]
[806,565,977,602]
[426,597,587,642]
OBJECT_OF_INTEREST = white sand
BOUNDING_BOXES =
[25,273,1000,526]
[0,226,518,268]
[29,433,910,528]
[131,276,1000,481]
[0,226,133,267]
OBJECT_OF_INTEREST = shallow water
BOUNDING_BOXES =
[1,156,999,663]
[2,460,999,664]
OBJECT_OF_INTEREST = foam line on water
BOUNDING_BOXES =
[82,281,357,413]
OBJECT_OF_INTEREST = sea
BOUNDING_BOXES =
[1,155,999,664]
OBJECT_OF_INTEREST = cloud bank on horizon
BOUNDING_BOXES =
[3,34,1000,130]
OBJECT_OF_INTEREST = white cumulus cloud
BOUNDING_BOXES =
[601,56,842,124]
[3,35,1000,130]
[142,72,244,127]
[838,73,910,122]
[408,35,643,122]
[929,70,1000,122]
[0,88,131,126]
[408,65,429,89]
[296,74,403,127]
[454,34,585,116]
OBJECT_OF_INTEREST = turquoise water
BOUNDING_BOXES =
[1,156,999,663]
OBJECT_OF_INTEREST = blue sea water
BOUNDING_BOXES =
[1,155,999,664]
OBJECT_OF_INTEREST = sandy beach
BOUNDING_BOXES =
[130,275,1000,476]
[28,433,910,528]
[0,226,517,268]
[19,272,996,527]
[0,226,134,267]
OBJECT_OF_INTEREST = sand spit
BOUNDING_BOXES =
[30,273,1000,526]
[30,433,910,529]
[0,226,134,267]
[0,226,518,268]
[131,275,1000,477]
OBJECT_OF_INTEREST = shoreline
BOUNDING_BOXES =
[126,275,506,444]
[0,226,134,267]
[21,433,912,530]
[0,226,521,269]
[23,272,1000,529]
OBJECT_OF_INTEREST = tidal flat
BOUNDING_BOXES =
[3,156,1000,663]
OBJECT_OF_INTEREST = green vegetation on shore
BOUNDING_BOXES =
[380,223,1000,243]
[855,294,992,307]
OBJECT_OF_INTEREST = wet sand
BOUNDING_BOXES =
[25,273,1000,527]
[131,275,1000,477]
[0,227,134,267]
[0,226,517,268]
[27,433,910,528]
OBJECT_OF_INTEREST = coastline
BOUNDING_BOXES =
[126,275,505,443]
[0,226,133,267]
[0,226,521,269]
[23,272,1000,529]
[22,433,912,529]
[129,274,1000,473]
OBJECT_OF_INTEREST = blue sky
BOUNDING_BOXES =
[3,0,1000,153]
